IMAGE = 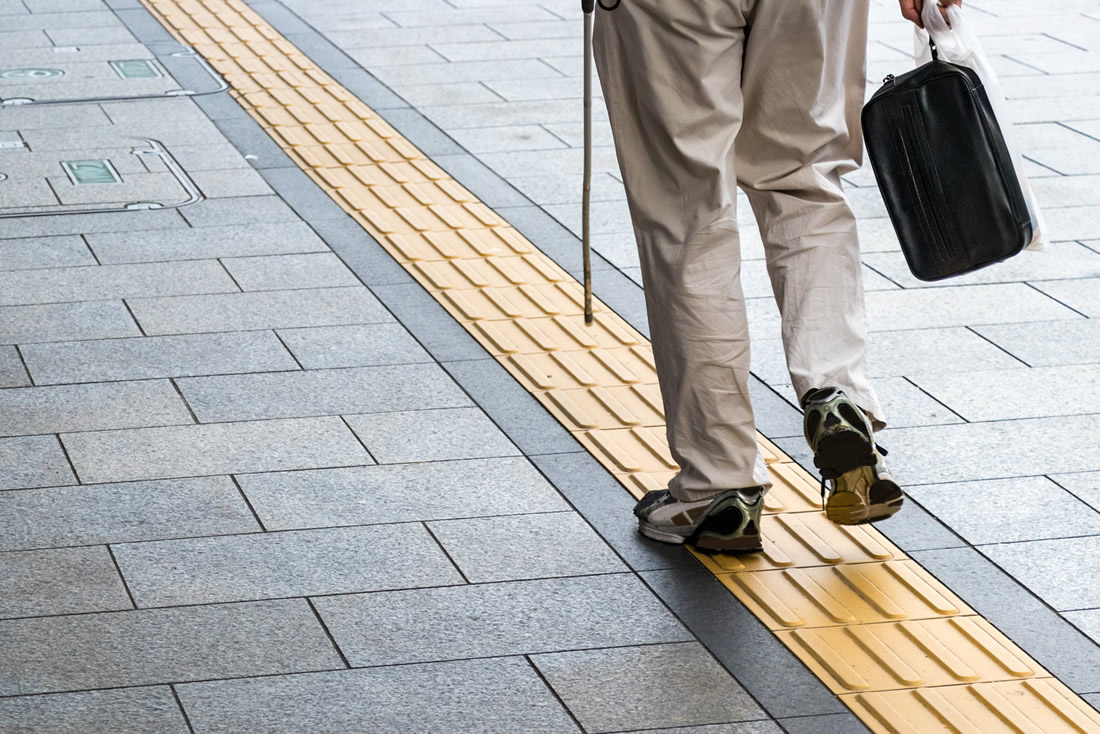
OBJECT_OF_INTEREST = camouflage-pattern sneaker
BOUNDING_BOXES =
[634,488,763,552]
[801,387,903,525]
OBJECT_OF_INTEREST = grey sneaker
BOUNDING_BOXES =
[634,488,763,552]
[802,387,903,525]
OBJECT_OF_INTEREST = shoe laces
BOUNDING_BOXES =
[818,445,888,509]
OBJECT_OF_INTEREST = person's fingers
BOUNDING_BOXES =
[900,0,924,27]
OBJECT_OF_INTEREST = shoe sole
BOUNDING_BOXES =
[824,466,905,525]
[638,496,763,553]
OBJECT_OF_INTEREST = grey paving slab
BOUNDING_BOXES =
[179,196,301,228]
[0,346,29,388]
[0,260,238,307]
[0,687,190,734]
[0,379,193,438]
[879,413,1100,484]
[0,209,185,241]
[1033,277,1100,316]
[345,406,519,463]
[1066,609,1100,647]
[912,364,1100,421]
[370,59,565,87]
[0,30,52,49]
[0,545,132,620]
[908,476,1100,545]
[211,118,296,170]
[0,300,139,345]
[176,658,579,734]
[62,416,371,484]
[0,435,75,491]
[221,253,361,291]
[863,242,1100,288]
[532,643,763,733]
[980,535,1100,611]
[238,456,569,530]
[0,476,259,552]
[177,363,469,422]
[392,81,505,106]
[314,574,692,666]
[190,168,274,198]
[46,25,138,45]
[276,323,431,369]
[1052,471,1100,513]
[0,599,341,696]
[128,286,392,335]
[914,546,1100,694]
[778,714,872,734]
[861,282,1082,331]
[21,330,299,385]
[427,511,626,583]
[444,358,584,455]
[1,10,120,31]
[976,319,1100,367]
[86,222,328,264]
[380,5,560,28]
[618,725,782,734]
[0,236,96,271]
[113,523,463,607]
[323,24,500,49]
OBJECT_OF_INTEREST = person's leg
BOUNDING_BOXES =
[736,0,902,523]
[594,0,769,550]
[594,0,770,501]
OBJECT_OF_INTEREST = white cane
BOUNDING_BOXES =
[581,0,595,325]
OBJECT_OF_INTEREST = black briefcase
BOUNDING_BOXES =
[861,45,1032,281]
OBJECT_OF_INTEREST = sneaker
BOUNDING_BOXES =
[801,387,903,525]
[634,488,763,552]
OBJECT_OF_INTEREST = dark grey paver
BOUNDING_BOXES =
[980,535,1100,611]
[913,547,1100,693]
[778,714,872,734]
[0,545,132,619]
[975,319,1100,367]
[276,323,431,369]
[238,457,569,530]
[128,287,392,335]
[870,498,968,552]
[211,118,296,170]
[443,358,583,455]
[429,153,531,208]
[0,687,190,734]
[0,476,259,552]
[256,165,352,222]
[62,417,371,484]
[221,253,360,291]
[427,511,625,582]
[880,413,1100,484]
[21,331,299,385]
[908,476,1100,544]
[301,216,414,287]
[177,657,578,733]
[176,363,469,422]
[641,567,847,719]
[113,523,464,607]
[618,725,782,734]
[179,196,300,228]
[0,599,341,696]
[345,406,519,463]
[0,236,96,271]
[314,574,692,666]
[532,643,763,733]
[0,380,192,437]
[371,283,488,361]
[86,222,328,264]
[0,300,139,344]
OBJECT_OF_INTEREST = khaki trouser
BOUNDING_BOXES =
[594,0,885,501]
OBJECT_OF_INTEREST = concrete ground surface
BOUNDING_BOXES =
[0,0,1099,731]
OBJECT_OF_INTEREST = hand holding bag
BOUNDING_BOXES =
[861,6,1039,281]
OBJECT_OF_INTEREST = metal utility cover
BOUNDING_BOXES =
[0,68,64,80]
[110,59,163,79]
[62,159,122,185]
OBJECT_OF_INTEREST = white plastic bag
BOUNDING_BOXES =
[915,3,1048,251]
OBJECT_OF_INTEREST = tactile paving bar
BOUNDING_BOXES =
[138,2,1100,731]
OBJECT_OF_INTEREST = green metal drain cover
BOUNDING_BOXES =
[109,59,163,79]
[62,159,121,185]
[0,68,64,80]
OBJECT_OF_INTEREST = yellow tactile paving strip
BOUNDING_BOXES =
[139,2,1100,730]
